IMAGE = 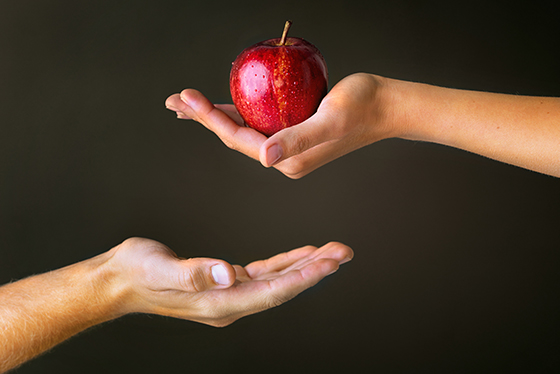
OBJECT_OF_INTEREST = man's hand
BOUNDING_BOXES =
[111,238,353,326]
[0,238,352,372]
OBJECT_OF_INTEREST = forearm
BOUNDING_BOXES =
[385,77,560,177]
[0,250,126,373]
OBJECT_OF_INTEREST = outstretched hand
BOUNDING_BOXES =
[0,238,352,372]
[111,238,353,327]
[166,73,395,179]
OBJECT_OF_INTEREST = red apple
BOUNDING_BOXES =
[229,21,328,136]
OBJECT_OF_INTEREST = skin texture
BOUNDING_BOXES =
[0,238,353,373]
[166,73,560,178]
[230,36,328,136]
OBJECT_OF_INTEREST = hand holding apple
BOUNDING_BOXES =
[229,21,328,136]
[166,73,395,178]
[165,23,396,178]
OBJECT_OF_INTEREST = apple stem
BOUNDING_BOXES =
[279,20,292,46]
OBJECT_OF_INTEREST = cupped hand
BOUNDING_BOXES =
[166,73,396,179]
[110,238,353,327]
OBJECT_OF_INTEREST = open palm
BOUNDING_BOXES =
[113,238,353,327]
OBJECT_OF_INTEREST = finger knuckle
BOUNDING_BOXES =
[180,267,207,292]
[267,293,288,308]
[286,170,309,180]
[210,317,237,328]
[222,138,237,151]
[120,236,146,249]
[292,135,312,155]
[280,157,307,179]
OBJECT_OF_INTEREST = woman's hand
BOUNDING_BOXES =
[166,73,395,179]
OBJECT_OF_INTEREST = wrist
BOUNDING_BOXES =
[382,77,460,144]
[375,76,419,141]
[361,74,415,142]
[82,249,133,321]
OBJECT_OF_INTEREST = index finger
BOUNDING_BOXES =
[179,89,267,160]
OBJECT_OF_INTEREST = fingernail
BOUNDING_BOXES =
[211,264,229,285]
[340,256,353,265]
[266,144,283,166]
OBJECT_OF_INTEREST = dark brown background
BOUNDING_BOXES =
[1,1,559,373]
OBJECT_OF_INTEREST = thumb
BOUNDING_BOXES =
[173,258,236,292]
[259,110,335,167]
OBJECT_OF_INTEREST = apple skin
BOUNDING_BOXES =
[230,36,328,136]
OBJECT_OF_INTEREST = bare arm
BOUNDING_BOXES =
[0,238,352,372]
[0,252,121,372]
[391,78,560,177]
[166,73,560,178]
